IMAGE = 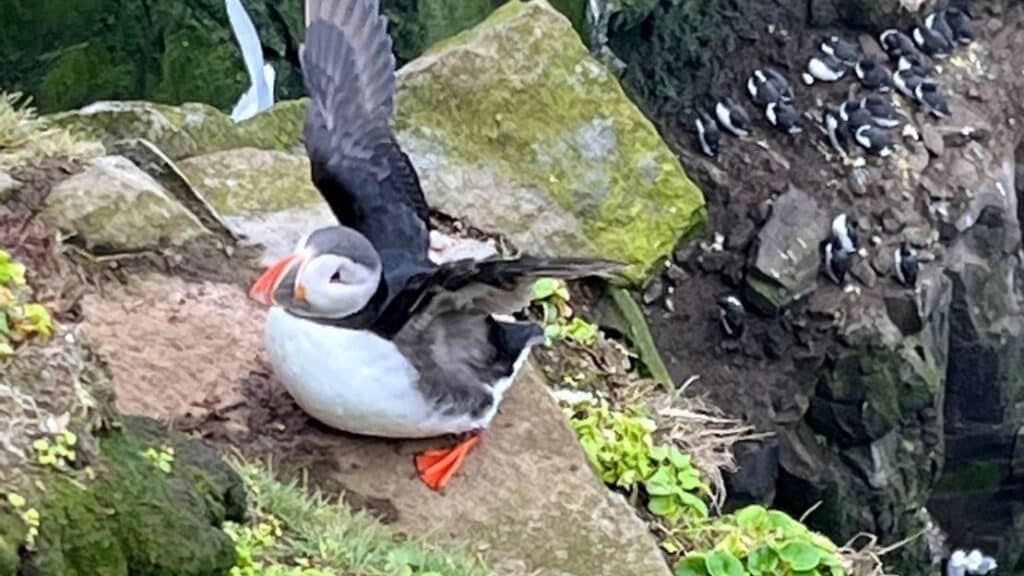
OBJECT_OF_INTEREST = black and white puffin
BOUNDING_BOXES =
[862,94,901,128]
[894,68,927,99]
[824,238,852,285]
[855,58,893,92]
[831,213,859,254]
[716,97,752,137]
[763,68,795,102]
[944,7,974,45]
[855,125,896,157]
[913,22,953,57]
[821,36,860,66]
[925,10,956,46]
[803,54,846,85]
[915,81,952,118]
[696,111,721,157]
[718,296,746,338]
[824,111,850,157]
[249,0,620,490]
[880,29,919,60]
[748,70,782,106]
[894,241,918,288]
[766,101,803,134]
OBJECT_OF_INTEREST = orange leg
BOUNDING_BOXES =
[415,433,482,490]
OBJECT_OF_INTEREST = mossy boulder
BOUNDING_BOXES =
[394,0,705,282]
[178,148,320,216]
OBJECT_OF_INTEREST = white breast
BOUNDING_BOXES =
[264,308,527,438]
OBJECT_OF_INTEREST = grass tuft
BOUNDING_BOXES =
[228,461,492,576]
[0,92,102,170]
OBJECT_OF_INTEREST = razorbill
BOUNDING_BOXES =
[824,239,853,285]
[844,107,875,131]
[716,97,752,137]
[894,242,918,288]
[915,81,951,118]
[763,68,795,102]
[862,94,901,128]
[824,111,850,157]
[964,549,998,576]
[821,36,860,65]
[925,10,956,46]
[839,99,860,122]
[748,70,783,106]
[913,22,953,58]
[766,101,803,134]
[898,53,933,77]
[855,125,896,157]
[831,213,859,254]
[696,111,721,157]
[894,68,926,99]
[855,58,893,92]
[718,296,746,338]
[944,7,974,45]
[227,0,276,122]
[803,54,846,85]
[880,29,919,60]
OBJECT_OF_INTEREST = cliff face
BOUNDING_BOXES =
[628,1,1024,572]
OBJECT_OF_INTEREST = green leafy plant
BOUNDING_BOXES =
[674,506,846,576]
[567,401,710,524]
[142,445,175,474]
[530,278,600,346]
[0,249,53,360]
[32,430,77,467]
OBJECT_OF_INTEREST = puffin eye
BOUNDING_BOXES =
[329,270,343,283]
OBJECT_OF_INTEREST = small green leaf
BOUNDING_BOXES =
[647,495,677,518]
[6,493,26,508]
[778,541,822,572]
[746,545,779,576]
[678,490,709,518]
[735,505,769,528]
[644,467,676,496]
[531,278,559,301]
[675,555,710,576]
[705,550,745,576]
[667,447,691,469]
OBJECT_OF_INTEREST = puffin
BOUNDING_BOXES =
[803,54,846,85]
[821,36,860,66]
[718,296,746,338]
[824,238,852,285]
[880,29,919,60]
[227,0,276,122]
[944,7,974,45]
[894,241,918,288]
[696,111,721,157]
[766,101,803,134]
[823,111,850,157]
[862,94,901,128]
[748,70,782,106]
[716,97,752,137]
[855,58,893,92]
[855,125,896,157]
[249,0,620,490]
[915,81,952,118]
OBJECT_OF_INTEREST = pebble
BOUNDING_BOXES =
[851,259,878,288]
[665,264,688,286]
[642,277,664,305]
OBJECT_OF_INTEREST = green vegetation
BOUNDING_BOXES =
[0,249,54,360]
[0,93,98,169]
[675,506,845,576]
[142,445,176,474]
[225,462,491,576]
[531,279,601,346]
[32,431,78,468]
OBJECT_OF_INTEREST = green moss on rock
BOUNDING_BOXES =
[0,508,25,576]
[394,0,705,282]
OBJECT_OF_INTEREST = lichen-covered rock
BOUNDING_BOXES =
[178,148,320,216]
[394,0,705,282]
[42,155,208,252]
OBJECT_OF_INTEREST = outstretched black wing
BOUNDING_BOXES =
[302,0,430,263]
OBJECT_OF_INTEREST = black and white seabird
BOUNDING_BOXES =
[716,97,752,137]
[944,7,974,45]
[766,101,803,134]
[763,68,795,102]
[964,549,998,576]
[894,242,918,288]
[831,213,859,254]
[839,99,860,122]
[844,107,875,131]
[821,36,860,66]
[824,239,852,285]
[718,296,746,338]
[862,94,901,128]
[824,111,850,157]
[880,29,919,60]
[913,22,953,58]
[915,81,951,118]
[803,54,846,85]
[855,125,896,157]
[855,58,893,92]
[898,53,934,77]
[894,68,927,99]
[250,0,620,491]
[748,70,783,106]
[227,0,276,122]
[696,111,721,157]
[925,10,956,46]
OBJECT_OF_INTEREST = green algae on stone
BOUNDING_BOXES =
[178,148,321,216]
[393,0,705,282]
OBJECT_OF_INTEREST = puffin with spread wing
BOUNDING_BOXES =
[249,0,619,490]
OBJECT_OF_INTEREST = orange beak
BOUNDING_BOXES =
[249,253,305,306]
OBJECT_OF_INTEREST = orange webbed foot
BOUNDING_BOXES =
[415,433,481,490]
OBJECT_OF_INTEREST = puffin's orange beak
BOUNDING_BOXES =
[249,253,305,306]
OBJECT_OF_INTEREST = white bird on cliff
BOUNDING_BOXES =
[227,0,276,122]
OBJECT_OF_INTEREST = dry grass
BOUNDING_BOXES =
[0,92,102,170]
